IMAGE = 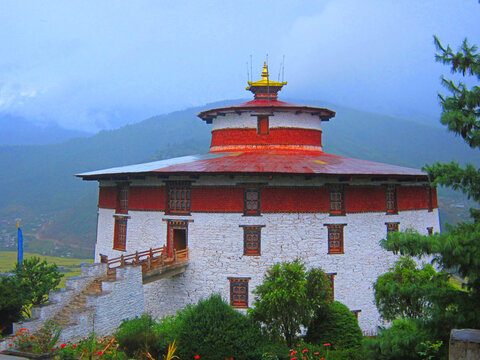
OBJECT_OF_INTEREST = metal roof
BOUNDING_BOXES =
[76,150,426,180]
[197,99,336,122]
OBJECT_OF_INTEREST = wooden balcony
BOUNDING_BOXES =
[100,246,189,283]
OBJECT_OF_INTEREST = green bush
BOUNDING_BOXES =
[305,301,363,350]
[114,314,160,359]
[177,294,262,360]
[363,318,428,360]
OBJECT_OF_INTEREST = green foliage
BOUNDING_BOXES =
[0,275,29,333]
[114,314,161,359]
[305,301,363,350]
[373,257,452,321]
[364,319,428,360]
[177,294,262,360]
[249,259,331,346]
[14,257,63,306]
[376,36,480,360]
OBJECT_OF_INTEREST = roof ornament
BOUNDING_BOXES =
[246,60,287,100]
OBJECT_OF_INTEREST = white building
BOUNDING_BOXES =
[77,63,440,333]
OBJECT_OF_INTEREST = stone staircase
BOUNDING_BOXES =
[3,262,145,346]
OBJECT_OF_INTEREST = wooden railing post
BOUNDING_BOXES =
[135,251,139,263]
[121,254,125,267]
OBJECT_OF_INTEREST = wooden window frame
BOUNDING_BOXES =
[326,272,337,299]
[242,226,262,256]
[228,277,250,308]
[113,216,128,251]
[386,185,398,214]
[427,227,433,235]
[325,224,346,254]
[116,183,129,214]
[351,309,362,319]
[257,115,269,135]
[244,188,261,216]
[386,222,400,234]
[329,185,345,216]
[166,181,191,215]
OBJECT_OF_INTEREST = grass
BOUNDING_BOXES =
[0,251,93,288]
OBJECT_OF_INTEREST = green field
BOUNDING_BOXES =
[0,251,93,288]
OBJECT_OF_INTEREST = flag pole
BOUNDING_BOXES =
[17,222,23,264]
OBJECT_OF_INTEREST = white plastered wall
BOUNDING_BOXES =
[96,204,440,333]
[211,111,323,131]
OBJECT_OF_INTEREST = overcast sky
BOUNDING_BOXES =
[1,0,479,132]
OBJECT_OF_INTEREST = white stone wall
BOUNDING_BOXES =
[211,112,322,131]
[96,202,439,333]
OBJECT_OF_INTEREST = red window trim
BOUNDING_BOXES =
[329,185,345,216]
[228,277,250,308]
[385,222,400,234]
[166,181,191,215]
[257,115,269,135]
[116,183,130,214]
[324,224,346,254]
[244,188,261,216]
[113,216,128,251]
[386,185,398,214]
[242,226,262,256]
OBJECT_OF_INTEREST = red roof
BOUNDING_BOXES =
[198,99,336,122]
[77,150,426,180]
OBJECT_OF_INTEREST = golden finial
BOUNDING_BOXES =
[261,61,269,79]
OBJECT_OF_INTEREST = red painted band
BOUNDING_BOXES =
[210,128,322,148]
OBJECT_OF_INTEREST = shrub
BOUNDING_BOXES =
[114,314,159,359]
[177,294,262,360]
[363,318,428,360]
[305,301,363,350]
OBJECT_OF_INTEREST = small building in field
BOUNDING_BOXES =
[77,63,440,333]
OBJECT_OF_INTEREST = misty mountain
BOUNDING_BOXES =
[0,114,92,146]
[0,99,477,258]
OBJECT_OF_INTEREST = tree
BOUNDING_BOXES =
[373,256,452,321]
[378,36,480,356]
[0,275,30,334]
[306,301,363,350]
[248,259,331,346]
[14,257,63,306]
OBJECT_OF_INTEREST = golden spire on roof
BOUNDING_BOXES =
[246,61,287,92]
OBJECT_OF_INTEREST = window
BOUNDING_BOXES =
[257,115,269,135]
[427,186,434,212]
[243,227,261,256]
[326,272,336,299]
[329,186,345,216]
[116,183,129,214]
[244,188,260,215]
[167,181,191,214]
[351,310,361,319]
[113,217,127,251]
[427,227,433,235]
[325,224,346,254]
[386,185,397,214]
[386,222,399,234]
[228,277,250,308]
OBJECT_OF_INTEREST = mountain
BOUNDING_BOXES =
[0,114,92,146]
[0,99,477,258]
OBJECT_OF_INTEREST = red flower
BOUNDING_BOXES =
[291,350,297,355]
[73,344,77,348]
[61,344,66,348]
[302,357,306,359]
[97,351,102,355]
[291,357,297,360]
[8,344,13,347]
[297,344,301,347]
[302,349,308,353]
[314,352,319,355]
[323,343,330,347]
[195,355,200,360]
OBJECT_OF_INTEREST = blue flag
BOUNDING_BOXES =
[17,222,23,264]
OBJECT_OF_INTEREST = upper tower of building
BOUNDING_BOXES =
[198,63,335,153]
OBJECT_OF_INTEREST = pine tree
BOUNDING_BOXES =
[380,36,480,352]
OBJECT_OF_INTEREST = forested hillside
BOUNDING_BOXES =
[1,100,476,258]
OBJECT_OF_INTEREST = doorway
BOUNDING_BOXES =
[167,220,188,257]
